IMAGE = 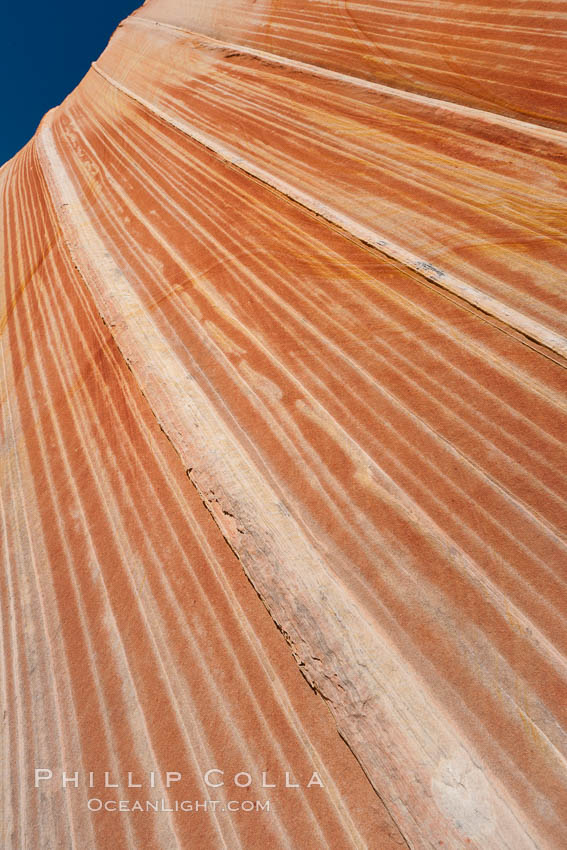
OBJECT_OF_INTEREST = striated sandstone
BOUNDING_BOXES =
[1,1,567,848]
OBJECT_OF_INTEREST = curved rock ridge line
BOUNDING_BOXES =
[2,0,567,847]
[135,0,567,129]
[94,19,567,360]
[0,139,400,849]
[36,111,538,850]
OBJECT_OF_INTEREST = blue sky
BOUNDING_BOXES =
[1,2,137,166]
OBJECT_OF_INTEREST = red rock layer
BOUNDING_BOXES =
[2,1,567,848]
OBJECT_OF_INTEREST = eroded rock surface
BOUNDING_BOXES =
[1,1,566,847]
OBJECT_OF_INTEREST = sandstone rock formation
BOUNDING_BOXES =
[1,1,566,848]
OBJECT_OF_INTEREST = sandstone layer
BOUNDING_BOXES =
[1,1,566,848]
